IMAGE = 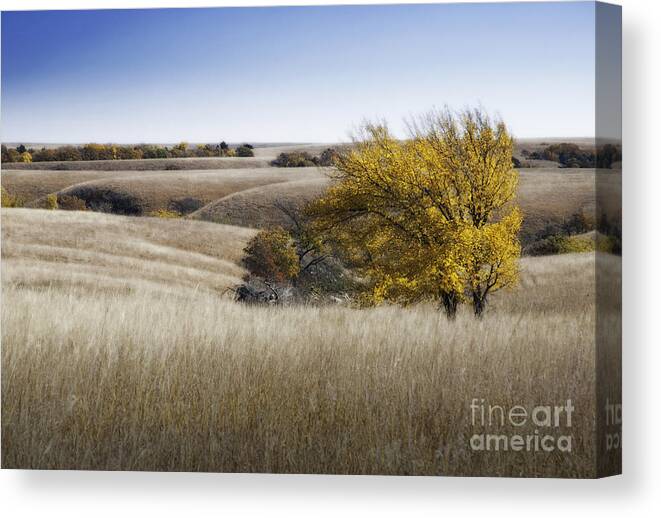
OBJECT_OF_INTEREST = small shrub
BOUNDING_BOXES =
[21,152,32,163]
[46,193,59,210]
[235,145,255,157]
[316,148,340,167]
[148,209,181,219]
[526,233,598,256]
[271,151,316,167]
[1,147,21,163]
[562,211,595,235]
[1,187,24,208]
[557,234,595,254]
[164,163,182,171]
[243,228,300,283]
[57,195,88,211]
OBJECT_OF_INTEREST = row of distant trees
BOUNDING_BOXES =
[522,142,621,168]
[270,148,342,168]
[0,142,255,163]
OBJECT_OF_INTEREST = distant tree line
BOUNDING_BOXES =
[1,142,255,163]
[522,142,621,169]
[270,148,341,168]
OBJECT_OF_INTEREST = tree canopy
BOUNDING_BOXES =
[307,108,521,317]
[243,228,300,284]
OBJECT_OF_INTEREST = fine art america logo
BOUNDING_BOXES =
[469,398,574,453]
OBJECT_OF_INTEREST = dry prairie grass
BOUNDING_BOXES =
[4,161,598,243]
[516,169,595,242]
[190,168,598,244]
[190,176,331,228]
[2,166,328,215]
[1,169,151,204]
[57,167,327,215]
[1,156,271,172]
[1,209,256,295]
[251,143,340,159]
[1,239,603,476]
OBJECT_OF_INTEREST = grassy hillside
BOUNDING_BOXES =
[0,141,615,476]
[1,208,256,296]
[57,167,326,216]
[2,251,613,476]
[1,169,152,204]
[251,143,340,159]
[516,169,596,242]
[3,166,328,215]
[3,153,601,244]
[1,156,271,171]
[3,163,602,249]
[190,176,331,228]
[190,168,598,245]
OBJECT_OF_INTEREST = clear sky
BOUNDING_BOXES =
[1,2,596,143]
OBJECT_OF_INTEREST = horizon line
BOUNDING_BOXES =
[2,136,599,146]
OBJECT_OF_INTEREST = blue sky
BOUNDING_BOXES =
[1,2,596,143]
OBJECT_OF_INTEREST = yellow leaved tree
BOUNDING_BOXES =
[307,107,521,317]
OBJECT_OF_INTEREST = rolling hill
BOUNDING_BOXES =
[1,208,256,296]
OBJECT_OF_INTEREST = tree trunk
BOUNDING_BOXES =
[440,292,458,319]
[472,291,486,318]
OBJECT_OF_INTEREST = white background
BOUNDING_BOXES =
[0,0,658,516]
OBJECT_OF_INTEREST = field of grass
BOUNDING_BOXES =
[1,169,150,204]
[3,166,598,242]
[1,156,272,171]
[1,241,606,475]
[2,165,328,216]
[1,209,255,295]
[516,169,596,243]
[190,176,331,228]
[2,144,601,244]
[55,167,328,216]
[1,145,618,476]
[190,167,598,245]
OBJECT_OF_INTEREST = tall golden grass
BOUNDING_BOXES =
[2,252,602,476]
[1,209,256,295]
[2,207,620,476]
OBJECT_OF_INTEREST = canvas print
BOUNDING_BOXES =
[0,2,621,477]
